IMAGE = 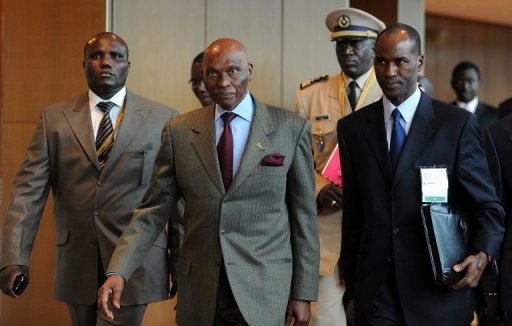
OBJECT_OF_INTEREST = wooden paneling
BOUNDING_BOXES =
[507,29,512,104]
[1,0,104,325]
[0,0,3,182]
[3,1,104,123]
[425,14,512,106]
[425,0,512,28]
[350,0,397,26]
[484,25,510,104]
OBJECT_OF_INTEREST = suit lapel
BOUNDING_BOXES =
[63,94,99,169]
[393,93,436,186]
[228,97,275,195]
[191,106,225,194]
[103,91,149,172]
[474,101,485,121]
[361,101,392,185]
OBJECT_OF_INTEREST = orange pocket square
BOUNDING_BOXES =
[261,153,285,166]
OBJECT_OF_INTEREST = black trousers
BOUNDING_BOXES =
[213,263,248,326]
[366,267,407,326]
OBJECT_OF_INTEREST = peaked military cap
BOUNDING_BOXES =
[326,7,385,41]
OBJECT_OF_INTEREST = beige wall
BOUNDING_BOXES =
[112,0,346,114]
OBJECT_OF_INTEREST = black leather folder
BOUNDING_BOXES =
[421,203,472,285]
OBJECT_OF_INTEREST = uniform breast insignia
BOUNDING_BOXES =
[300,75,329,90]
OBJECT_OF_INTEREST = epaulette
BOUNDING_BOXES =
[299,75,329,90]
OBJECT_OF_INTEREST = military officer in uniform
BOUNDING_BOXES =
[295,7,385,325]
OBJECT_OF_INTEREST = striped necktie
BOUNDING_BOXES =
[96,101,115,169]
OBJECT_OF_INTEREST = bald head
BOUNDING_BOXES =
[203,38,253,110]
[205,38,248,60]
[84,32,129,59]
[83,32,130,99]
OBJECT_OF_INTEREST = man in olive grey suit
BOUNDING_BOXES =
[0,33,179,325]
[99,38,319,326]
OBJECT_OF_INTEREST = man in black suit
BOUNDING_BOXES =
[451,61,498,131]
[485,116,512,326]
[337,23,505,325]
[498,98,512,119]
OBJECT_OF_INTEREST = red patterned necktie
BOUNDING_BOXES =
[96,101,115,169]
[217,112,237,190]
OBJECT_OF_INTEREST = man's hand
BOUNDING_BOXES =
[317,184,343,210]
[97,274,125,320]
[285,299,311,325]
[0,265,29,298]
[450,251,489,290]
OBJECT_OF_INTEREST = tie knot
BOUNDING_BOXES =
[221,112,237,124]
[347,81,358,93]
[391,108,402,121]
[97,101,115,114]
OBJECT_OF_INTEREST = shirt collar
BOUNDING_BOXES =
[214,91,253,122]
[383,86,421,125]
[456,96,478,114]
[88,87,127,110]
[343,68,372,89]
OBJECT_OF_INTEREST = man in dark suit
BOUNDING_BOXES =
[451,61,502,326]
[498,97,512,119]
[485,116,512,326]
[337,23,505,325]
[0,32,179,325]
[451,61,498,131]
[98,38,319,326]
[295,8,385,325]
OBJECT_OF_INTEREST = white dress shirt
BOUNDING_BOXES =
[344,68,372,101]
[88,87,126,140]
[384,86,422,150]
[455,96,478,114]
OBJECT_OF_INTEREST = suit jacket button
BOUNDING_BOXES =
[93,211,99,217]
[392,227,399,234]
[220,229,225,236]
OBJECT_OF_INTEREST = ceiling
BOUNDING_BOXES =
[426,0,512,27]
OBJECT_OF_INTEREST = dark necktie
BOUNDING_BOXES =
[348,80,358,111]
[96,101,115,169]
[218,112,237,191]
[390,108,406,172]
